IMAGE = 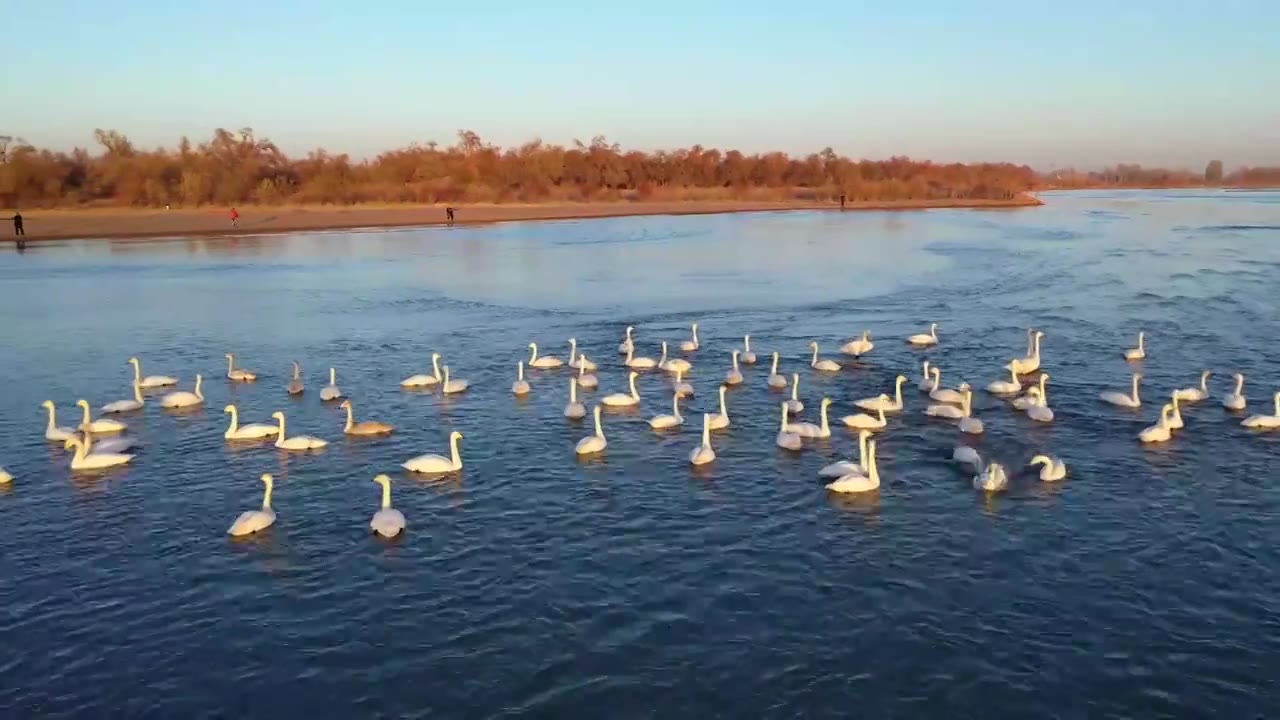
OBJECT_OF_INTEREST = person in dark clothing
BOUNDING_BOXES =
[445,206,455,224]
[839,194,846,210]
[230,207,240,227]
[13,212,24,236]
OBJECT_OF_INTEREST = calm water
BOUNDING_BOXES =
[2,190,1279,717]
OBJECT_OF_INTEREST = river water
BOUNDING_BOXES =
[2,190,1278,717]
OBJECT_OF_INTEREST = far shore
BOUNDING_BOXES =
[8,196,1042,242]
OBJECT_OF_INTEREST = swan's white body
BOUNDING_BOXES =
[819,430,870,478]
[855,375,907,413]
[602,372,641,407]
[767,352,787,389]
[672,367,695,397]
[512,361,531,396]
[64,435,133,471]
[1123,331,1146,361]
[528,342,564,369]
[401,353,442,387]
[78,431,138,455]
[1242,392,1280,429]
[1024,386,1056,423]
[790,398,832,439]
[973,461,1009,492]
[649,393,685,429]
[953,445,981,469]
[689,413,716,465]
[403,431,464,472]
[102,383,144,414]
[1174,371,1211,403]
[617,325,635,355]
[223,404,280,440]
[907,322,939,346]
[576,406,607,455]
[288,360,305,395]
[1139,404,1174,443]
[576,360,598,389]
[840,330,874,357]
[986,364,1022,395]
[129,357,177,388]
[724,350,744,385]
[160,374,204,409]
[0,467,11,485]
[1029,454,1067,482]
[1013,374,1050,411]
[775,402,802,451]
[41,401,75,442]
[625,345,658,370]
[320,368,344,401]
[925,386,982,433]
[740,335,757,365]
[1011,331,1044,374]
[76,399,126,434]
[785,373,804,414]
[370,474,406,538]
[341,400,394,436]
[228,473,277,536]
[809,342,841,372]
[826,439,880,493]
[1222,373,1247,410]
[707,385,731,430]
[271,411,328,450]
[917,360,933,392]
[1100,374,1143,408]
[1167,394,1185,430]
[680,323,700,353]
[226,353,257,382]
[441,365,470,394]
[568,339,598,370]
[928,367,965,404]
[841,405,887,431]
[564,378,586,420]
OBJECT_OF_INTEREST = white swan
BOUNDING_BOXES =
[617,325,635,355]
[128,357,177,388]
[1242,392,1280,429]
[568,339,598,371]
[648,393,684,429]
[775,402,802,450]
[973,460,1009,492]
[724,350,744,386]
[826,439,880,493]
[1123,331,1146,361]
[1013,373,1050,411]
[625,345,658,370]
[767,352,787,389]
[1025,385,1055,423]
[160,374,204,409]
[740,335,757,364]
[660,341,692,373]
[917,360,933,392]
[271,411,328,450]
[1100,374,1143,408]
[841,404,887,431]
[576,406,607,455]
[340,399,395,436]
[320,367,344,401]
[953,445,981,469]
[512,361,531,396]
[1222,373,1246,410]
[907,322,939,346]
[76,399,126,434]
[855,375,907,413]
[1139,404,1174,443]
[601,371,641,407]
[673,367,695,397]
[223,404,280,440]
[288,360,305,395]
[102,383,144,414]
[809,342,841,372]
[1174,371,1211,402]
[225,353,258,382]
[1029,454,1067,481]
[528,342,563,369]
[785,373,804,414]
[1167,393,1185,430]
[64,434,133,471]
[77,430,138,456]
[680,323,700,352]
[403,431,464,472]
[925,386,982,433]
[441,365,470,394]
[227,473,277,536]
[790,397,832,439]
[928,367,965,404]
[0,467,11,485]
[707,385,731,430]
[840,330,874,357]
[1011,330,1044,374]
[41,401,75,442]
[986,364,1022,395]
[819,429,870,478]
[401,353,442,387]
[689,413,716,465]
[370,474,406,538]
[576,359,599,389]
[564,377,586,420]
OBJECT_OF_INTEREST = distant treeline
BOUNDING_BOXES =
[1043,161,1280,189]
[0,129,1274,209]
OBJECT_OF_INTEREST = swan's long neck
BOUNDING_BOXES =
[1137,333,1144,351]
[80,402,91,426]
[133,383,143,403]
[922,360,930,379]
[625,327,633,341]
[858,432,869,470]
[771,353,779,374]
[780,404,789,431]
[227,355,235,374]
[1200,371,1209,391]
[1038,374,1048,397]
[672,393,681,419]
[263,478,274,508]
[811,345,819,365]
[660,342,668,364]
[72,437,87,463]
[691,324,698,344]
[1008,366,1018,383]
[277,414,287,436]
[529,344,538,363]
[1033,333,1042,357]
[1272,392,1280,416]
[676,368,683,384]
[895,377,904,403]
[518,362,525,381]
[930,323,938,340]
[820,401,829,433]
[701,415,710,446]
[45,405,56,432]
[1131,375,1141,403]
[791,375,799,400]
[380,480,392,510]
[450,434,462,468]
[877,406,886,424]
[344,404,355,432]
[626,346,634,363]
[194,375,203,399]
[743,335,751,352]
[227,406,239,432]
[570,338,577,359]
[629,374,639,399]
[594,408,604,438]
[1235,375,1244,394]
[962,390,972,417]
[930,368,940,391]
[570,378,578,403]
[719,387,728,416]
[867,441,879,482]
[444,367,451,385]
[329,368,336,385]
[292,362,300,380]
[432,355,441,379]
[1171,394,1181,417]
[732,351,740,372]
[131,360,142,383]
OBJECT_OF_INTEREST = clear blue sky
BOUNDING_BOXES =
[5,0,1278,169]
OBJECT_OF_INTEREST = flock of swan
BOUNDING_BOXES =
[8,324,1279,535]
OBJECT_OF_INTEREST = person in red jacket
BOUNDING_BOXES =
[230,207,240,227]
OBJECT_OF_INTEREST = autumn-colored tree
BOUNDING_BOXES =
[1204,160,1223,185]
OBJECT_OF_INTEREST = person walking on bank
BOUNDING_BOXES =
[13,211,24,236]
[230,207,240,228]
[445,206,455,224]
[840,194,846,210]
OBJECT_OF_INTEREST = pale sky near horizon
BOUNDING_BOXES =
[4,1,1278,170]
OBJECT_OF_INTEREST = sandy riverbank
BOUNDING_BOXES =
[9,197,1041,242]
